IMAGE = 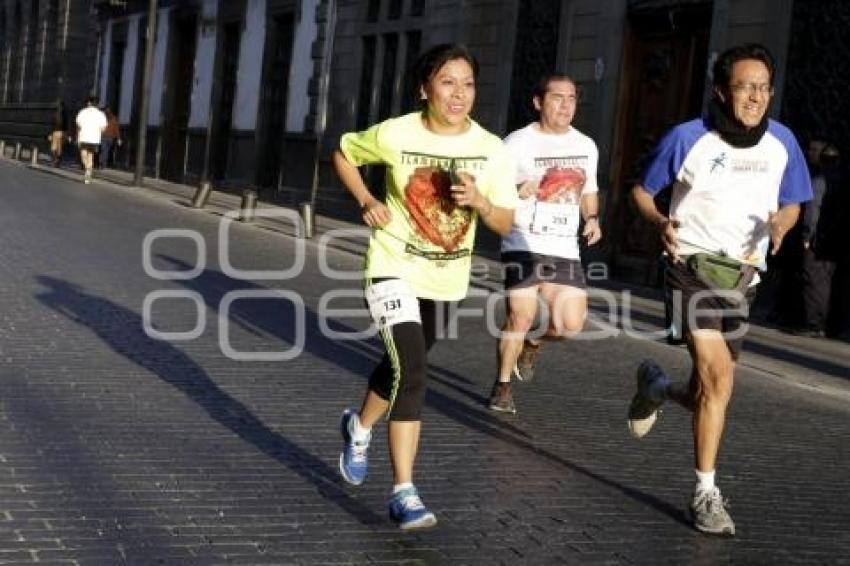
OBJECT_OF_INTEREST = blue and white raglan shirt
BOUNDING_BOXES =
[642,118,813,270]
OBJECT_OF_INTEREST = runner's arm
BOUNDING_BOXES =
[450,171,513,235]
[332,149,391,227]
[632,184,679,260]
[768,203,801,255]
[581,192,602,245]
[474,198,513,236]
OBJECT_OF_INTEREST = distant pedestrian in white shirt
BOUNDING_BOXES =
[75,96,107,184]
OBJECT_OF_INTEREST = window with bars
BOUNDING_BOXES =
[507,0,561,133]
[783,0,850,155]
[47,0,60,88]
[388,0,402,20]
[0,10,5,103]
[357,0,424,126]
[355,1,425,191]
[356,35,376,130]
[8,2,22,103]
[377,33,398,121]
[107,44,125,109]
[400,30,421,113]
[25,0,38,96]
[367,0,381,22]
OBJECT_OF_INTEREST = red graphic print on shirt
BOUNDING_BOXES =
[537,166,586,204]
[404,166,473,252]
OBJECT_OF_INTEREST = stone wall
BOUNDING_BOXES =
[0,0,99,151]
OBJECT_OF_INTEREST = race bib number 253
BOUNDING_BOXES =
[531,201,580,237]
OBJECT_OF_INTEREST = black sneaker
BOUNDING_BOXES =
[513,340,542,382]
[627,359,668,439]
[489,381,516,414]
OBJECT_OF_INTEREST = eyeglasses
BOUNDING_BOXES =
[729,82,773,95]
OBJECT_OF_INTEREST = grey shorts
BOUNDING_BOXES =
[502,251,586,290]
[666,259,756,360]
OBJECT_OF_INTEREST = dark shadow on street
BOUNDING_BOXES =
[156,256,690,528]
[589,294,850,380]
[2,373,184,562]
[155,255,523,435]
[34,275,385,526]
[742,340,850,379]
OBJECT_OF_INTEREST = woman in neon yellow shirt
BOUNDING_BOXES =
[333,43,517,530]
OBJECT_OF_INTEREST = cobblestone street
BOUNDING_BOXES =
[0,161,848,565]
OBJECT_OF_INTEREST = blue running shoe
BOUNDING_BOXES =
[339,409,370,485]
[388,486,437,530]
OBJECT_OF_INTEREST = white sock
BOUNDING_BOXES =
[350,413,371,441]
[695,469,716,492]
[393,482,414,495]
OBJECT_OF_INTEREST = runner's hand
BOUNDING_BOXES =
[362,199,392,228]
[768,211,789,255]
[517,179,538,199]
[658,218,681,262]
[583,218,602,246]
[450,171,481,208]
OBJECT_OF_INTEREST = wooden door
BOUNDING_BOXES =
[256,12,294,191]
[210,22,240,181]
[608,4,711,285]
[161,12,198,182]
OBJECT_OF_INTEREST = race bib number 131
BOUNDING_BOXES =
[365,279,421,330]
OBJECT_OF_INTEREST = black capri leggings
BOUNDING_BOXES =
[368,295,450,421]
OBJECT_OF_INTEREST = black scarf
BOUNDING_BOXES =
[707,97,768,148]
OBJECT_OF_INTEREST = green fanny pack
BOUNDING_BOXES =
[686,253,753,291]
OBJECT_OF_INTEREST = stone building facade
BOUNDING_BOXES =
[320,0,848,332]
[0,0,98,150]
[90,0,325,205]
[322,0,816,279]
[1,1,847,329]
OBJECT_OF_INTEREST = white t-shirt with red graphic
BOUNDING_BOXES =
[500,123,599,259]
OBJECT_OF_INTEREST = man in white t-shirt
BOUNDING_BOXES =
[75,96,108,184]
[489,74,602,414]
[628,44,812,536]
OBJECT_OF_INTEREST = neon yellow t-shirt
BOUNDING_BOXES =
[340,112,517,301]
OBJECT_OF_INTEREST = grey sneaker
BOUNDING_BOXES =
[627,359,668,439]
[489,381,516,414]
[513,341,541,382]
[690,487,735,536]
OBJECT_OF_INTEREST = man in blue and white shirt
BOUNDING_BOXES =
[627,44,812,536]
